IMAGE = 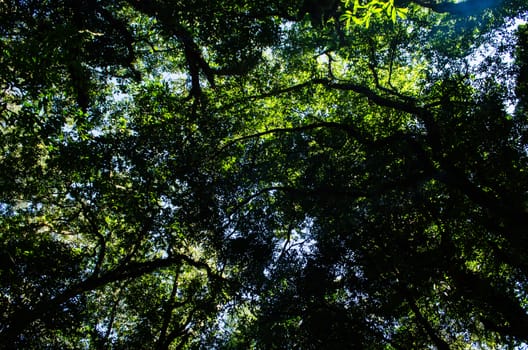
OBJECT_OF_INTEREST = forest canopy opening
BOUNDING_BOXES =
[1,0,528,348]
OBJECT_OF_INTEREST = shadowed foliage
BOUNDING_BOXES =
[1,0,528,348]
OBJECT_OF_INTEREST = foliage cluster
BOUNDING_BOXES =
[1,0,528,348]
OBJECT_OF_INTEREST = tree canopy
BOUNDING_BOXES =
[1,0,528,348]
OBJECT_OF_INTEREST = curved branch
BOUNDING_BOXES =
[215,121,362,158]
[2,254,224,343]
[314,78,425,115]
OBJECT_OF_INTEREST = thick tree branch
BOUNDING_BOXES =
[215,121,362,157]
[404,291,451,350]
[2,254,223,342]
[314,78,425,115]
[219,76,425,115]
[156,269,181,350]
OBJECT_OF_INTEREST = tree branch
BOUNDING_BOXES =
[215,121,362,157]
[405,291,451,350]
[156,268,181,350]
[2,254,223,342]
